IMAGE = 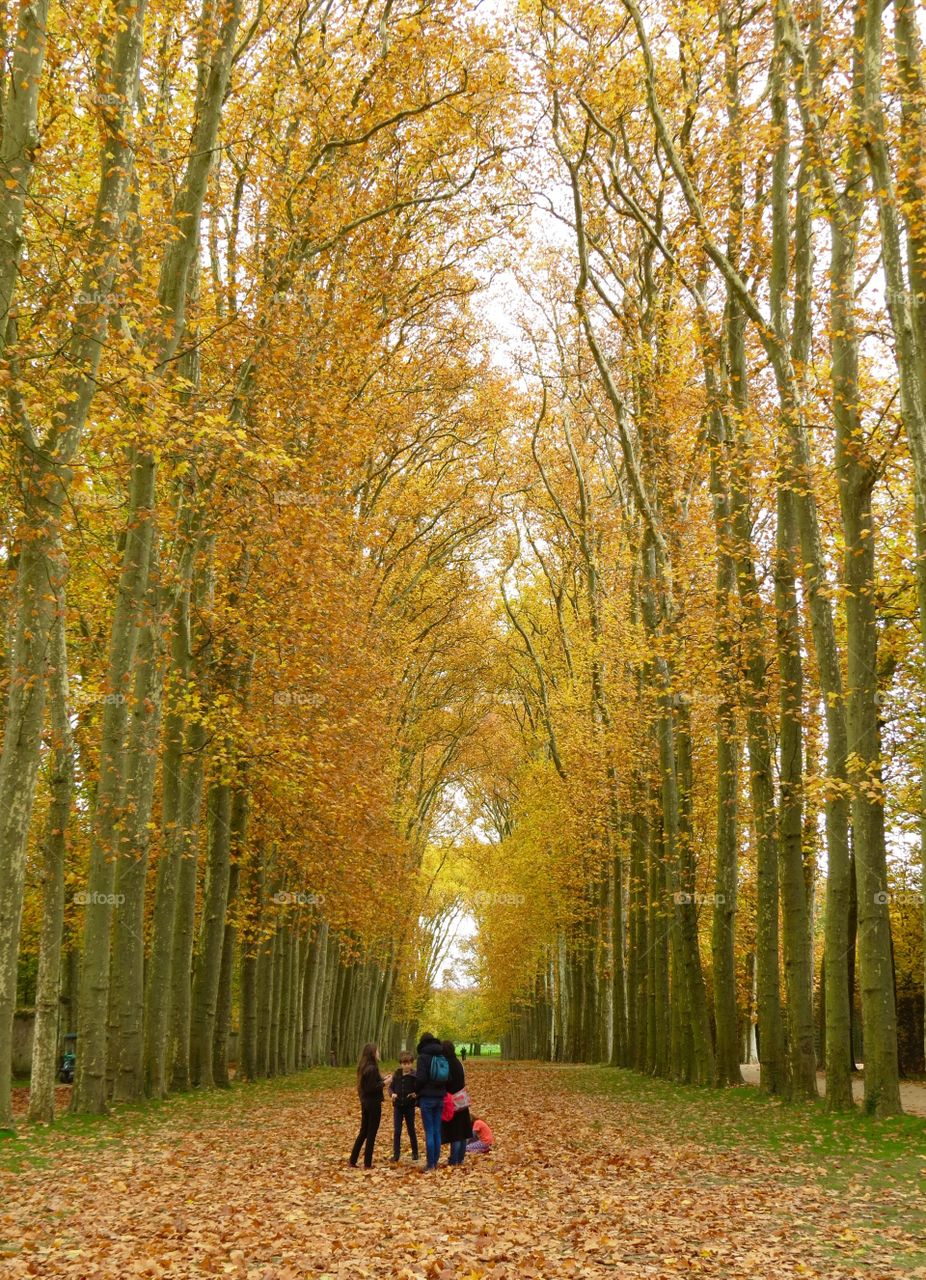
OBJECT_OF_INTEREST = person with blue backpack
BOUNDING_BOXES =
[413,1031,449,1170]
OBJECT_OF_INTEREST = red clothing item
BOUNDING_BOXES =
[472,1118,493,1146]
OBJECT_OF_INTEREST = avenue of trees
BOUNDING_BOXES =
[0,0,516,1128]
[0,0,924,1130]
[476,0,926,1118]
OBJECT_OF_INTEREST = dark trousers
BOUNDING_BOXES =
[392,1104,419,1159]
[350,1099,382,1168]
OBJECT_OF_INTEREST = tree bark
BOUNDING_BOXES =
[0,0,51,356]
[775,484,816,1097]
[213,785,247,1087]
[110,569,164,1103]
[190,779,233,1088]
[143,531,200,1097]
[73,452,158,1114]
[27,602,73,1124]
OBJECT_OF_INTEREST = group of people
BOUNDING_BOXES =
[349,1033,494,1171]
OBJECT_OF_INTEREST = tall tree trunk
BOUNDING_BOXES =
[213,786,247,1087]
[111,571,164,1103]
[775,485,816,1098]
[627,785,649,1071]
[711,703,741,1088]
[0,0,51,352]
[168,710,207,1092]
[322,949,340,1067]
[168,536,214,1092]
[256,923,275,1078]
[889,6,926,1068]
[27,603,73,1124]
[703,375,743,1089]
[859,0,924,1111]
[302,921,323,1067]
[190,778,233,1088]
[238,845,263,1082]
[310,919,330,1066]
[269,926,284,1075]
[609,850,626,1066]
[834,266,901,1115]
[651,658,714,1085]
[143,531,199,1097]
[775,115,818,1101]
[73,452,158,1115]
[280,925,295,1073]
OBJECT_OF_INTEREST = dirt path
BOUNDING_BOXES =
[1,1064,921,1279]
[738,1064,926,1117]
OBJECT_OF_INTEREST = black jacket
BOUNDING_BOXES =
[445,1053,465,1094]
[358,1062,386,1101]
[440,1050,470,1143]
[390,1071,418,1107]
[414,1034,448,1098]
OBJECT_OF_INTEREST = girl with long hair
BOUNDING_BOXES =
[349,1042,391,1169]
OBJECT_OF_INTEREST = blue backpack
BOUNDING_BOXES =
[429,1053,450,1083]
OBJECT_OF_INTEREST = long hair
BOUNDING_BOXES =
[357,1042,378,1093]
[441,1039,457,1059]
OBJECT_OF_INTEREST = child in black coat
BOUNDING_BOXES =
[389,1050,420,1161]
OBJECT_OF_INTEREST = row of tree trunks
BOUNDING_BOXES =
[499,0,912,1118]
[0,0,149,1131]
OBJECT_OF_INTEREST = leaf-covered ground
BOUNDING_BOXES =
[2,1062,924,1279]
